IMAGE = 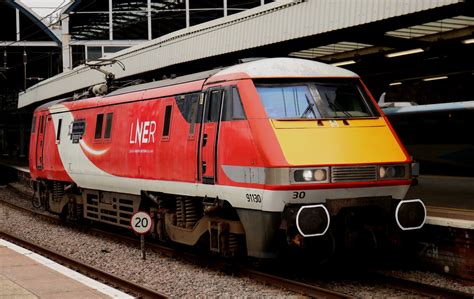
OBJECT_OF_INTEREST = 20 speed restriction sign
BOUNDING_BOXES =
[130,211,153,235]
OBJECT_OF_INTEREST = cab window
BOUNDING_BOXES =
[257,85,319,119]
[256,79,378,119]
[221,86,246,121]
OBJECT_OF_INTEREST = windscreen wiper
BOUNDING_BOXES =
[327,100,352,118]
[301,94,318,118]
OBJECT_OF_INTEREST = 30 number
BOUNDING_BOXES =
[292,191,306,199]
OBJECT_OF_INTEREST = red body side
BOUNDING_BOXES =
[29,78,270,190]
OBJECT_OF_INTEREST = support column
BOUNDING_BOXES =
[185,0,190,28]
[61,14,71,70]
[109,0,113,40]
[16,9,20,41]
[147,0,152,40]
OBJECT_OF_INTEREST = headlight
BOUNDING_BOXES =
[314,169,327,181]
[302,170,314,181]
[378,165,407,180]
[293,168,329,183]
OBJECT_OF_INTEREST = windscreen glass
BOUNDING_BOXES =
[256,79,379,119]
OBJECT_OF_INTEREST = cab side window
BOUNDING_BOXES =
[175,93,200,136]
[188,94,200,135]
[207,90,221,123]
[231,86,246,120]
[222,86,246,121]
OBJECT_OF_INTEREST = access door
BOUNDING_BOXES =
[199,88,225,184]
[36,114,47,170]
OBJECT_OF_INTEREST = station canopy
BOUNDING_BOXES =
[18,0,474,108]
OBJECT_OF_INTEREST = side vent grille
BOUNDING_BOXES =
[331,165,377,182]
[83,191,140,228]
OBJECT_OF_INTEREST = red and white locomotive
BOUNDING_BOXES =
[30,58,425,258]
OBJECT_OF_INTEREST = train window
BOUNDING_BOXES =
[56,119,62,141]
[94,114,104,139]
[207,90,221,123]
[39,116,44,133]
[31,116,36,133]
[222,86,246,120]
[175,93,200,135]
[104,113,113,138]
[162,105,172,137]
[176,95,187,116]
[257,85,320,119]
[188,94,199,135]
[232,87,245,119]
[256,79,378,119]
[315,82,376,118]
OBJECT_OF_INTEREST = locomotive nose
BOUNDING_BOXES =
[296,204,330,237]
[395,199,426,230]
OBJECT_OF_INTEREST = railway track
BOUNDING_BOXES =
[367,271,473,298]
[1,185,473,298]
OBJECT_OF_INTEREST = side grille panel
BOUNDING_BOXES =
[331,165,377,182]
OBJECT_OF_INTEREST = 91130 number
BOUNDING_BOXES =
[246,193,262,203]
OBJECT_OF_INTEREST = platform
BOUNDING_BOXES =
[404,175,474,229]
[407,175,474,210]
[0,239,132,298]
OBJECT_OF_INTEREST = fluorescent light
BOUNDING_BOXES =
[385,48,424,58]
[389,82,402,86]
[462,38,474,44]
[331,60,356,67]
[423,76,448,82]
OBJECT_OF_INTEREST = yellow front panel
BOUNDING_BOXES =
[272,118,408,165]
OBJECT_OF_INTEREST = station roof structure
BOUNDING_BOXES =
[2,1,61,47]
[1,0,61,97]
[0,0,64,158]
[18,0,473,108]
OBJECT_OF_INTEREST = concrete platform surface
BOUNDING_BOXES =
[0,239,133,299]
